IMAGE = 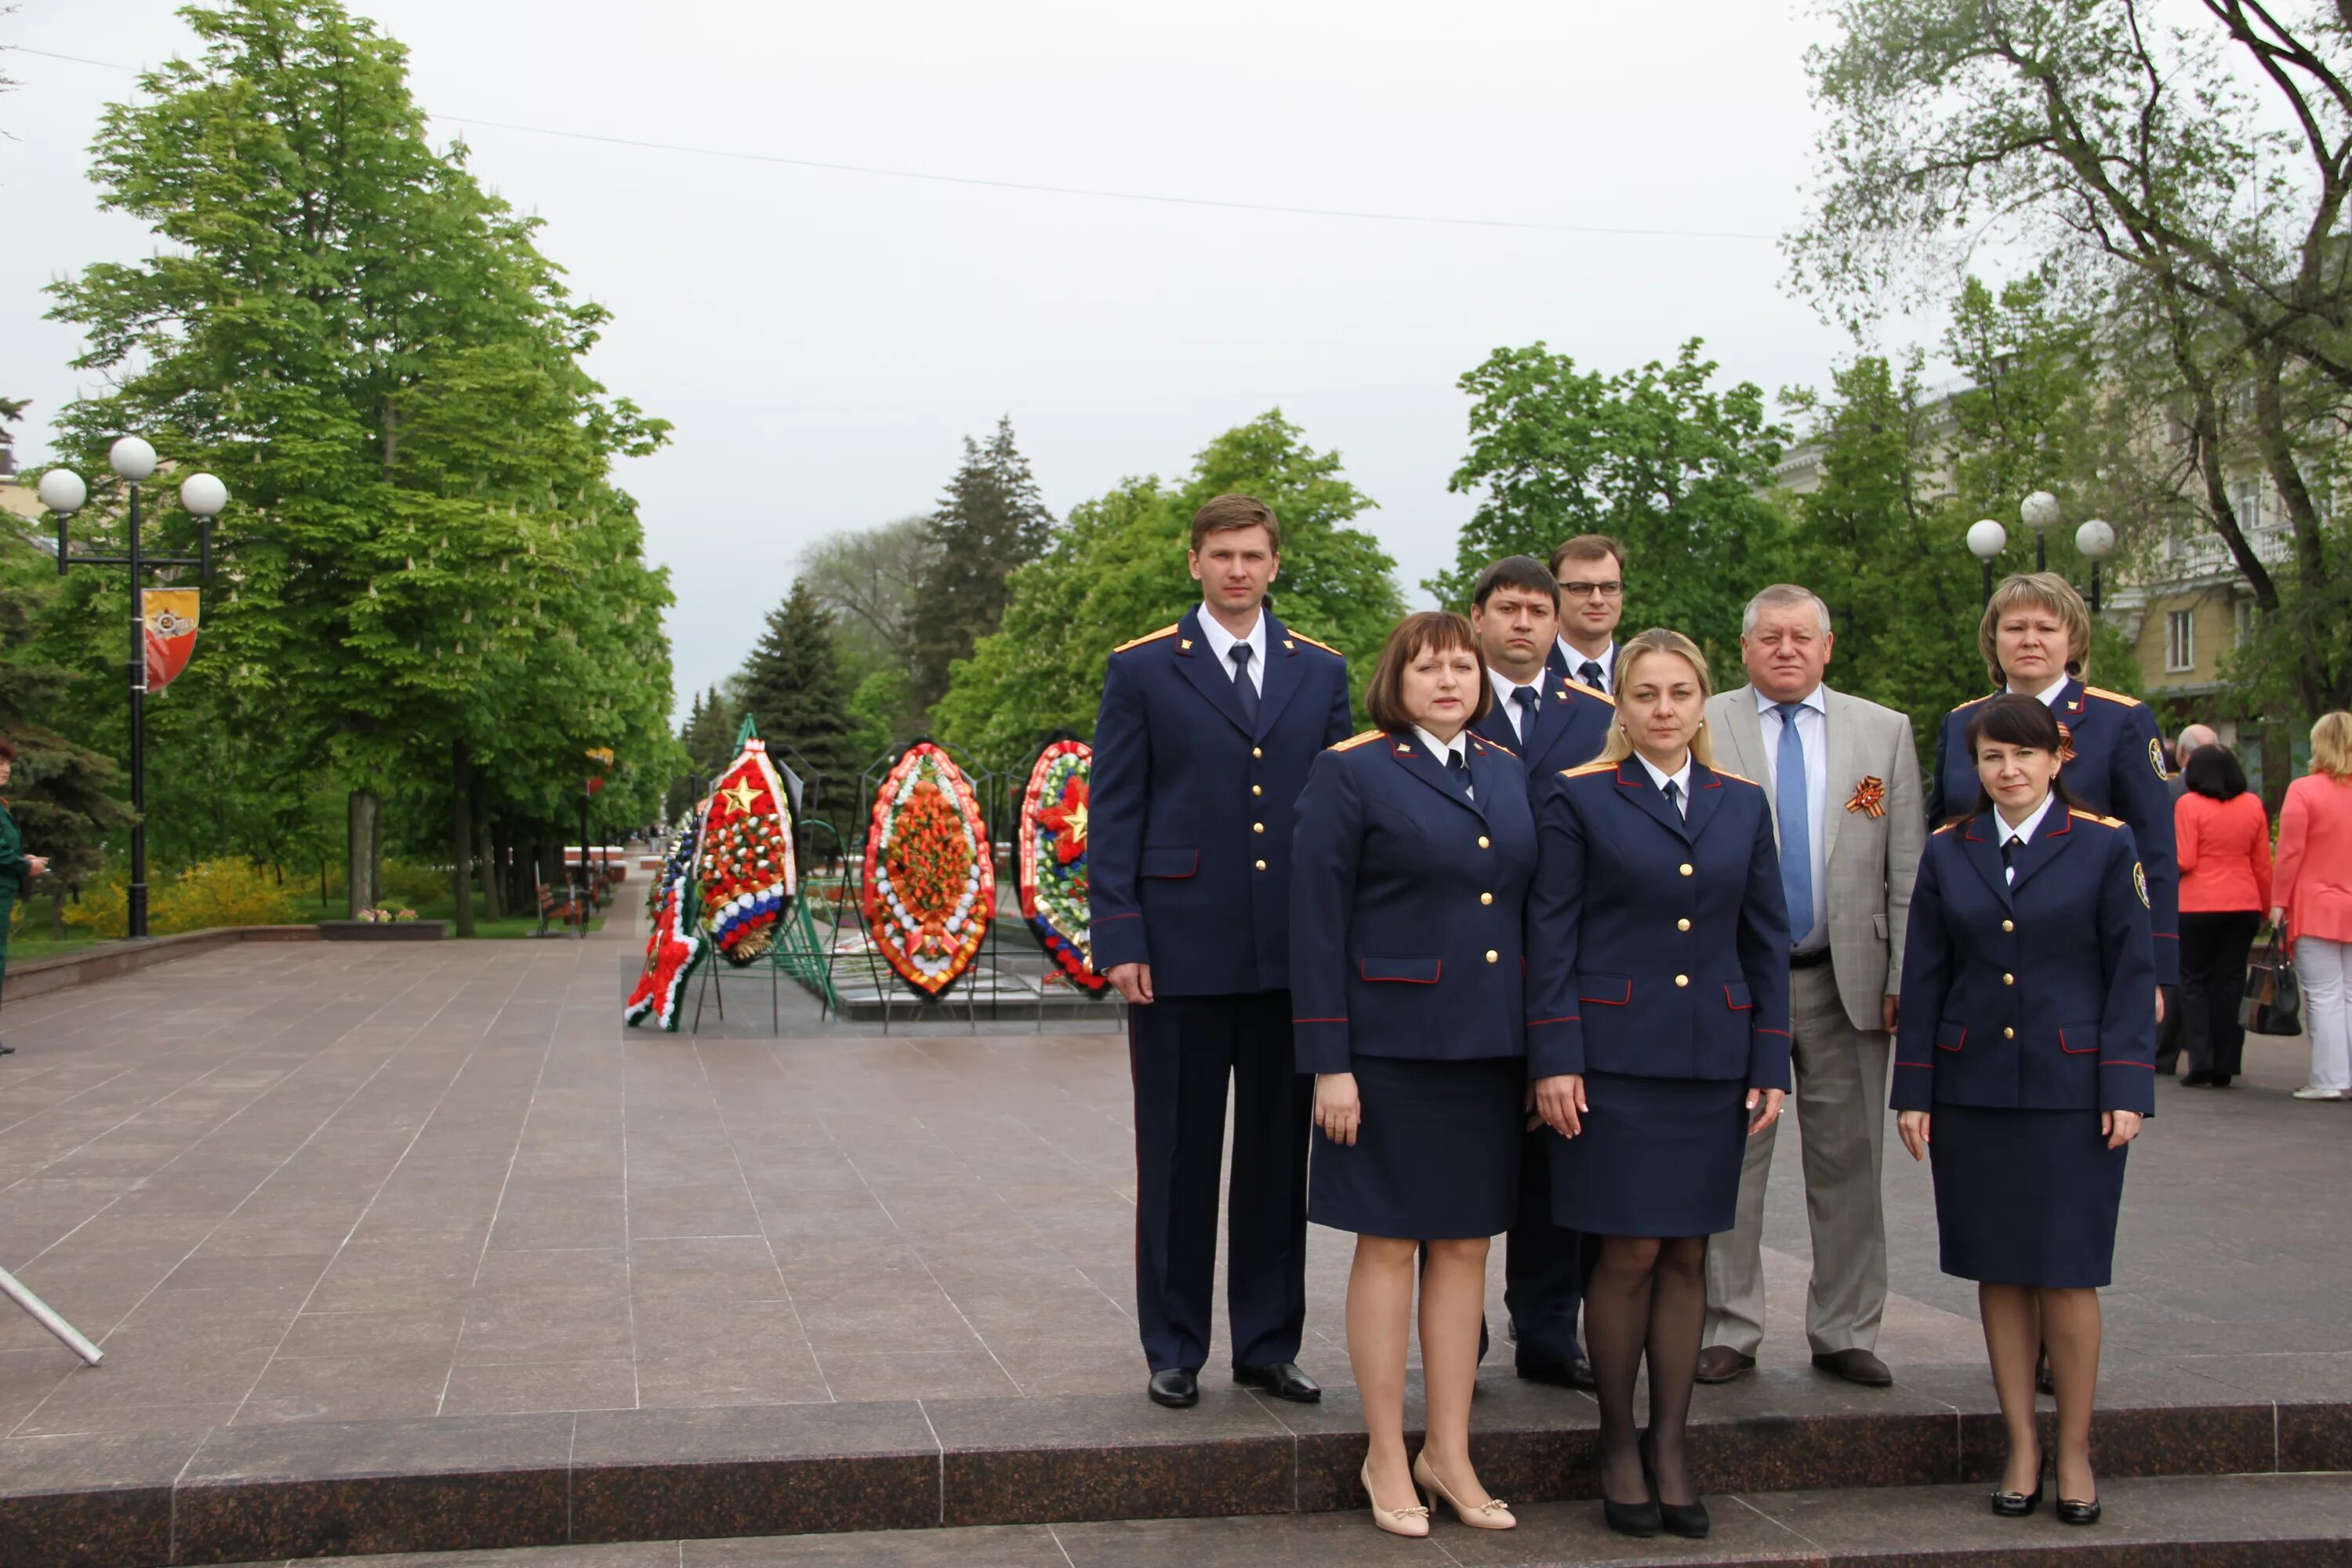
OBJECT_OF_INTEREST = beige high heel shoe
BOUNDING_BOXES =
[1360,1459,1431,1537]
[1413,1452,1516,1530]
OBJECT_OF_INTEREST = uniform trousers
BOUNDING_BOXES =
[1704,962,1890,1359]
[1128,989,1312,1374]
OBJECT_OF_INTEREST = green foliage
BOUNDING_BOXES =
[909,419,1056,711]
[933,411,1403,772]
[37,0,680,906]
[1431,339,1791,662]
[737,578,858,804]
[60,858,305,938]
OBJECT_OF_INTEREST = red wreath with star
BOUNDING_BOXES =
[1017,739,1105,991]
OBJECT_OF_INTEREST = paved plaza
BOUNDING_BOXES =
[2,916,2350,1563]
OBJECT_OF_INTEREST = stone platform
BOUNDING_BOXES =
[3,913,2350,1564]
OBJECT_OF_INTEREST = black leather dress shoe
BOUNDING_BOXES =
[1515,1352,1599,1390]
[1233,1361,1321,1402]
[2056,1496,2101,1526]
[1990,1483,2043,1518]
[0,1041,13,1055]
[1810,1348,1893,1387]
[1695,1346,1755,1384]
[1148,1368,1199,1408]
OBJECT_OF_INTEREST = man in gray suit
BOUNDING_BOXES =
[1697,585,1926,1388]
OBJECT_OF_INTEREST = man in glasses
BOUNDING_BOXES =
[1546,535,1627,695]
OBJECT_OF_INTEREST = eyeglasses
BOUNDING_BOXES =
[1562,580,1624,598]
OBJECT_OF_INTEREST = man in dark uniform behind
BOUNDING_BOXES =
[1089,493,1356,1409]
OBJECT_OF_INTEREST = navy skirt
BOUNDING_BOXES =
[1308,1054,1522,1240]
[1548,1070,1748,1238]
[1928,1104,2128,1288]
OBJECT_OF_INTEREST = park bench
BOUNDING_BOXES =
[534,876,589,938]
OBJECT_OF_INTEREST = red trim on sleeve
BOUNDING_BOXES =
[2102,1060,2157,1069]
[1292,1017,1348,1024]
[1528,1015,1581,1025]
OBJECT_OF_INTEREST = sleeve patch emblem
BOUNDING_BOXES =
[2150,738,2169,779]
[2134,861,2151,908]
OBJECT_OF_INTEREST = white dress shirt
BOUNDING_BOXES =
[1414,726,1473,800]
[1487,667,1545,743]
[1634,749,1693,815]
[1994,792,2060,882]
[2015,673,2071,708]
[1558,638,1617,690]
[1757,684,1830,950]
[1195,604,1266,695]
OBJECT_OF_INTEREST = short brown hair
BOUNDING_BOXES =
[1980,572,2092,685]
[1363,612,1493,734]
[1190,493,1281,554]
[1549,534,1627,580]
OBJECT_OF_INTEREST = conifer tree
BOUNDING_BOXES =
[737,579,856,809]
[909,417,1056,709]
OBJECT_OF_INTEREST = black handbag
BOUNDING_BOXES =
[2242,932,2303,1036]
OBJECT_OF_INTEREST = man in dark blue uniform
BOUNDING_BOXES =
[1546,534,1628,691]
[1469,555,1615,1391]
[1090,493,1356,1410]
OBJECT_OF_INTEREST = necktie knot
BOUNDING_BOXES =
[1579,659,1605,690]
[1445,747,1464,771]
[1229,644,1253,672]
[1227,641,1261,727]
[1663,779,1684,816]
[1774,701,1805,724]
[1512,686,1539,712]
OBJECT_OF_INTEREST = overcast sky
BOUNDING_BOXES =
[4,0,1897,714]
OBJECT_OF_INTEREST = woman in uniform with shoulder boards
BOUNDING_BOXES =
[1524,629,1791,1541]
[1893,693,2156,1527]
[1290,611,1536,1537]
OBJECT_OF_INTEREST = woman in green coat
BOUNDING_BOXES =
[0,737,52,1056]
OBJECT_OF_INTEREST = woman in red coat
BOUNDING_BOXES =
[2172,746,2271,1087]
[2273,713,2352,1101]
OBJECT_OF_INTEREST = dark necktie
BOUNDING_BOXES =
[1446,746,1473,800]
[1511,685,1540,742]
[2001,836,2020,884]
[1579,659,1606,691]
[1664,779,1685,818]
[1229,644,1259,728]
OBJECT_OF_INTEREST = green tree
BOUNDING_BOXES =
[1432,339,1791,661]
[44,0,676,926]
[799,514,931,755]
[1794,0,2352,716]
[909,418,1056,710]
[933,411,1403,771]
[737,578,857,810]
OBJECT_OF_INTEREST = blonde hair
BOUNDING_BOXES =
[1595,628,1718,770]
[2313,711,2352,782]
[1980,572,2092,687]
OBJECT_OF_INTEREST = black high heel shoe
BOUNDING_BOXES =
[1989,1482,2043,1517]
[1639,1432,1711,1540]
[2056,1496,2101,1526]
[1597,1446,1661,1538]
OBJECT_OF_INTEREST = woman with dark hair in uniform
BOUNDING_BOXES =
[1894,693,2155,1526]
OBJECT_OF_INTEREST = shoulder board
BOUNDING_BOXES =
[1286,630,1344,656]
[1330,730,1385,753]
[1953,690,1998,710]
[1711,768,1760,786]
[1564,677,1614,704]
[1559,760,1617,779]
[2069,808,2128,829]
[1933,820,1962,835]
[1472,734,1516,758]
[1112,624,1179,655]
[2083,685,2143,707]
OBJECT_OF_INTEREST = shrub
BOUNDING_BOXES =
[56,860,305,938]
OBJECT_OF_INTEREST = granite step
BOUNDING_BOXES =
[4,1369,2346,1568]
[198,1472,2352,1567]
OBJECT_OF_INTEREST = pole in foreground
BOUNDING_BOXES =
[0,1265,103,1366]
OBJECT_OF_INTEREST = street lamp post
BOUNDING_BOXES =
[2020,490,2062,572]
[37,438,227,940]
[2075,518,2117,613]
[1966,518,2009,605]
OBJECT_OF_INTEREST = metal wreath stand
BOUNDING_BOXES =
[0,1268,104,1366]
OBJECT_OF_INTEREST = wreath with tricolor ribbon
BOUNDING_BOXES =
[862,742,993,996]
[1017,739,1105,992]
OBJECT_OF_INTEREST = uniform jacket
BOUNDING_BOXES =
[1472,669,1615,783]
[1707,684,1926,1033]
[1525,757,1794,1088]
[1891,807,2158,1116]
[1289,728,1537,1074]
[2275,772,2352,946]
[0,800,27,898]
[1088,604,1354,996]
[1929,680,2178,984]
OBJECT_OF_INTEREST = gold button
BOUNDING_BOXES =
[1485,949,1499,964]
[2002,973,2015,986]
[1251,746,1263,759]
[2004,1027,2016,1039]
[1254,859,1266,871]
[2002,920,2015,933]
[1679,863,1693,877]
[1675,974,1689,988]
[1478,836,1490,849]
[1251,784,1262,797]
[1252,822,1265,834]
[1676,919,1690,932]
[1480,892,1494,906]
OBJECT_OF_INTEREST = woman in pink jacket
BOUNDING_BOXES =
[2174,746,2272,1087]
[2273,713,2352,1101]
